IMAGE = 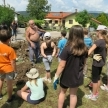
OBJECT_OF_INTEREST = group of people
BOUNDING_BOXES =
[0,19,108,108]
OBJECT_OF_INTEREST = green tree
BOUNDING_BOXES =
[0,5,14,26]
[96,13,108,26]
[27,0,51,20]
[75,10,91,27]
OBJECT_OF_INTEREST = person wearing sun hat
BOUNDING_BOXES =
[17,68,45,104]
[41,32,56,83]
[85,25,108,101]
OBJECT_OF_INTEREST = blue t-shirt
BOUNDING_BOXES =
[26,78,45,100]
[84,37,93,48]
[58,38,67,56]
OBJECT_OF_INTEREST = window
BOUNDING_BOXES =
[55,20,58,24]
[49,20,52,23]
[69,20,73,24]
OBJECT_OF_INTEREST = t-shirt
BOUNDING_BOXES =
[93,39,106,67]
[59,46,87,87]
[26,78,45,100]
[58,38,67,56]
[0,43,16,73]
[84,37,93,48]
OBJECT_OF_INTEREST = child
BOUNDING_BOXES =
[0,29,17,104]
[41,32,56,83]
[85,25,108,101]
[56,30,67,62]
[17,68,45,104]
[53,25,88,108]
[83,28,93,78]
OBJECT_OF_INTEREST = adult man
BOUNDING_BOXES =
[26,20,45,63]
[10,20,18,40]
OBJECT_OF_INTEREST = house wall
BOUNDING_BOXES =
[65,14,79,28]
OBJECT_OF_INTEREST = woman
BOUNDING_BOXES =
[53,25,88,108]
[41,32,56,83]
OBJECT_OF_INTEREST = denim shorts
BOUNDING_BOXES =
[43,55,52,71]
[0,72,14,80]
[27,93,44,104]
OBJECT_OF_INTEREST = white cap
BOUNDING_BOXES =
[97,25,107,31]
[44,32,51,38]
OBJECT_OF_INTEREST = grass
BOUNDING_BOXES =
[0,57,108,108]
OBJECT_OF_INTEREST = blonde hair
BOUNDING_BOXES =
[28,78,38,86]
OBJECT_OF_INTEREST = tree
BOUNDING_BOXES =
[0,5,14,26]
[96,13,108,26]
[75,10,91,27]
[27,0,51,20]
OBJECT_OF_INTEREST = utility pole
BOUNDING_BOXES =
[3,0,6,7]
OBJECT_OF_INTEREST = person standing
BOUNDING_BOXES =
[83,28,93,78]
[26,20,45,64]
[53,25,88,108]
[56,30,67,62]
[85,25,108,101]
[41,32,56,83]
[0,29,17,104]
[10,20,18,40]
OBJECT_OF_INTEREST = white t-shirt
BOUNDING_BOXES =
[26,78,45,100]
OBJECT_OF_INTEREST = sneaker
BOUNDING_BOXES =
[0,94,3,100]
[42,77,47,82]
[100,84,108,91]
[89,82,93,88]
[47,78,52,83]
[6,97,14,104]
[85,94,97,101]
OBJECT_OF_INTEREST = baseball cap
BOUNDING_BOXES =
[96,25,107,31]
[44,32,51,38]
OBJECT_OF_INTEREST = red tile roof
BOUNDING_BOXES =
[45,12,72,19]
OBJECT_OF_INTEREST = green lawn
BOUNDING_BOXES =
[0,57,108,108]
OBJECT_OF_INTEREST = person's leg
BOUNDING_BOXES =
[14,30,17,40]
[58,87,67,108]
[17,90,29,101]
[0,79,4,95]
[6,80,13,99]
[70,87,78,108]
[29,45,34,62]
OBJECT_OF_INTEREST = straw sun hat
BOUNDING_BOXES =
[26,68,39,79]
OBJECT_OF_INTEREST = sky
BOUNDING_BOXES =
[0,0,108,13]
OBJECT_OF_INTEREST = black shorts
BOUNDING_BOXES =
[60,82,68,89]
[92,65,102,83]
[27,93,44,104]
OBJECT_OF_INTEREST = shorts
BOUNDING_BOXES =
[27,93,44,104]
[60,82,68,89]
[43,55,52,71]
[92,65,102,83]
[0,72,14,80]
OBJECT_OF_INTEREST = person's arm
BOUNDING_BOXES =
[56,48,60,57]
[88,44,97,55]
[21,85,28,92]
[11,59,17,72]
[37,26,45,32]
[40,43,47,58]
[26,27,31,43]
[55,60,66,76]
[52,42,57,57]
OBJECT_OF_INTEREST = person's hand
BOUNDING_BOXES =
[93,54,102,62]
[30,42,35,49]
[53,74,59,90]
[14,72,17,79]
[47,56,53,62]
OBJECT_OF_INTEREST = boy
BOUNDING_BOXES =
[56,30,67,62]
[0,29,17,104]
[83,28,93,78]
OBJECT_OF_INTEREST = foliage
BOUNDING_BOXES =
[75,10,91,27]
[0,5,14,26]
[34,19,45,28]
[96,13,108,26]
[89,20,97,29]
[27,0,51,20]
